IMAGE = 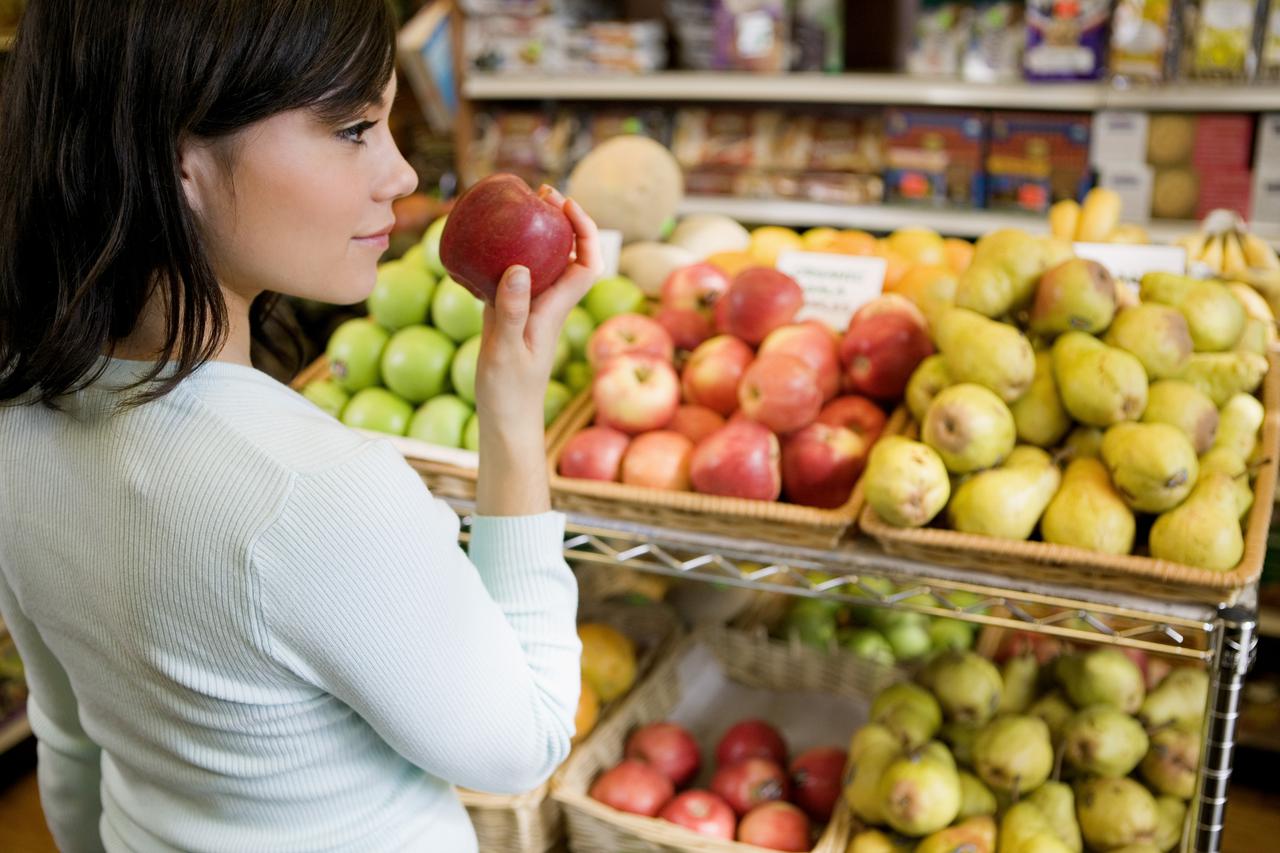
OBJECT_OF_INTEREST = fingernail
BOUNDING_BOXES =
[508,266,530,292]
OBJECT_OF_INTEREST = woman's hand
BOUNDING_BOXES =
[474,187,602,516]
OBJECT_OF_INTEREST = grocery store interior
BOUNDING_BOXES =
[4,0,1280,850]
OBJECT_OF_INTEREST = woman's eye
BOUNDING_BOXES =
[338,120,376,145]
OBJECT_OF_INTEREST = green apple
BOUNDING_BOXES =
[928,618,975,651]
[883,620,932,661]
[564,361,592,393]
[408,394,473,448]
[584,275,645,324]
[563,306,595,358]
[544,380,572,426]
[841,628,895,666]
[341,387,413,435]
[431,275,485,343]
[451,335,482,404]
[421,215,448,277]
[326,318,390,392]
[463,413,481,451]
[379,325,456,404]
[300,379,350,419]
[400,243,428,270]
[552,331,571,378]
[367,260,436,331]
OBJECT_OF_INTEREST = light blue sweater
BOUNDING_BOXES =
[0,358,581,852]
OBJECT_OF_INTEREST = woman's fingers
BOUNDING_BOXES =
[539,184,568,208]
[487,265,533,348]
[564,199,603,276]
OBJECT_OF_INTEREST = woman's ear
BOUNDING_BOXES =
[177,135,218,217]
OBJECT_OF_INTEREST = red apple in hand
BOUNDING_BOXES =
[621,431,695,490]
[659,790,736,839]
[655,307,713,352]
[594,354,681,434]
[662,262,732,317]
[587,314,675,368]
[738,354,823,434]
[738,802,812,851]
[682,335,755,416]
[558,427,629,481]
[782,423,867,509]
[590,760,675,817]
[439,174,574,302]
[717,719,788,767]
[840,313,934,400]
[690,422,782,501]
[817,395,887,445]
[625,722,702,787]
[670,405,726,444]
[715,268,804,345]
[789,747,847,821]
[711,758,791,816]
[759,321,841,401]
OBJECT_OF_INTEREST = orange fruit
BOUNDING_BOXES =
[886,227,946,266]
[706,250,755,277]
[878,250,913,293]
[825,230,879,256]
[943,238,975,274]
[893,264,958,328]
[573,678,600,744]
[578,623,637,702]
[749,226,804,266]
[802,227,840,251]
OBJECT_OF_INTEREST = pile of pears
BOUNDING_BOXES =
[844,645,1209,853]
[863,227,1272,572]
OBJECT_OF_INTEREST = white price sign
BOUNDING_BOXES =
[1072,242,1187,284]
[775,251,887,330]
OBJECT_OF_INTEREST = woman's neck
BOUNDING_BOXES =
[110,285,256,366]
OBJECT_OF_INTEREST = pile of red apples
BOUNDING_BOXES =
[558,263,934,508]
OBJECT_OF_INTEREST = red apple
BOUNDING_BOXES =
[594,354,681,435]
[439,173,573,302]
[690,422,782,501]
[662,263,732,317]
[558,427,630,481]
[670,405,727,444]
[659,790,736,840]
[715,268,805,345]
[681,335,755,416]
[850,293,928,332]
[621,431,695,491]
[711,758,791,816]
[738,353,823,435]
[587,314,675,369]
[655,307,714,352]
[759,321,841,401]
[781,423,867,509]
[817,395,888,445]
[789,747,847,822]
[716,719,788,768]
[625,722,702,788]
[590,760,675,817]
[737,802,812,851]
[840,313,934,400]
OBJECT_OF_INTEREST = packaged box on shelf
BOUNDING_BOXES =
[1152,165,1201,220]
[671,107,783,170]
[985,111,1092,213]
[465,16,567,74]
[569,108,672,164]
[772,110,885,174]
[884,107,988,208]
[1089,110,1150,166]
[1257,114,1280,166]
[1023,0,1111,80]
[1098,162,1155,224]
[1193,114,1255,170]
[1196,167,1253,220]
[468,108,575,187]
[711,0,790,72]
[1254,170,1280,225]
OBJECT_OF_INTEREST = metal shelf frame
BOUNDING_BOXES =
[449,499,1256,853]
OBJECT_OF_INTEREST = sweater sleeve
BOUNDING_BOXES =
[251,441,580,795]
[0,574,104,853]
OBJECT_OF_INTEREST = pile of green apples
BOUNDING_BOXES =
[300,215,649,449]
[845,645,1207,853]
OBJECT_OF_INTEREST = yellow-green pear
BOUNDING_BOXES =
[846,829,914,853]
[1056,648,1146,713]
[999,801,1072,853]
[1154,796,1187,853]
[1030,258,1118,336]
[850,723,904,764]
[1012,352,1072,447]
[907,354,952,423]
[1063,426,1104,460]
[1140,726,1200,800]
[1053,331,1148,427]
[916,815,996,853]
[947,447,1062,541]
[937,308,1037,402]
[957,770,998,819]
[1176,351,1268,407]
[1235,317,1270,355]
[922,384,1017,474]
[1101,422,1199,513]
[1140,667,1209,732]
[1140,272,1246,352]
[1142,380,1219,454]
[1062,705,1149,777]
[999,654,1040,715]
[924,651,1004,725]
[1026,781,1083,853]
[1029,691,1075,745]
[1149,472,1244,571]
[1199,447,1253,518]
[1108,846,1162,853]
[1105,303,1193,380]
[863,438,952,528]
[871,682,944,750]
[877,745,962,836]
[1076,777,1160,851]
[972,715,1054,794]
[1041,457,1135,555]
[955,229,1053,318]
[1213,392,1265,460]
[844,738,901,826]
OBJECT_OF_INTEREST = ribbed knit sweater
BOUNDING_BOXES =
[0,358,581,852]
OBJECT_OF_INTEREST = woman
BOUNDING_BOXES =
[0,2,598,850]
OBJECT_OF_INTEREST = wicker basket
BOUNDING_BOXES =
[861,353,1280,606]
[548,395,906,548]
[460,601,684,853]
[553,627,881,853]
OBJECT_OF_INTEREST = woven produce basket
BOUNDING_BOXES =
[548,395,906,548]
[553,626,879,853]
[861,353,1280,605]
[460,601,683,853]
[289,357,580,501]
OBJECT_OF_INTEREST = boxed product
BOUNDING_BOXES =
[1186,0,1258,79]
[1258,113,1280,164]
[772,110,885,174]
[963,0,1025,82]
[712,0,790,72]
[1108,0,1178,83]
[466,16,568,73]
[468,108,576,187]
[1263,0,1280,79]
[665,0,717,69]
[1097,162,1156,223]
[1024,0,1112,80]
[1192,114,1255,169]
[1196,168,1253,219]
[1255,169,1280,223]
[985,111,1093,213]
[884,108,988,207]
[907,1,971,76]
[792,0,844,71]
[1089,110,1150,166]
[1151,165,1201,219]
[570,109,672,165]
[671,107,784,170]
[564,20,668,73]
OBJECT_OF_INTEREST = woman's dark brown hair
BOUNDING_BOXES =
[0,0,397,405]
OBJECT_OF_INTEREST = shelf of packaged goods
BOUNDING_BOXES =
[463,71,1280,112]
[0,711,29,756]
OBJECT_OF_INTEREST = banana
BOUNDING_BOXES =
[1109,223,1150,244]
[1223,231,1249,277]
[1199,234,1225,273]
[1228,282,1278,345]
[1049,199,1081,241]
[1242,232,1280,271]
[1077,187,1122,242]
[1177,231,1210,259]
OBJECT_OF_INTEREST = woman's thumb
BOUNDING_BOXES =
[494,265,532,335]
